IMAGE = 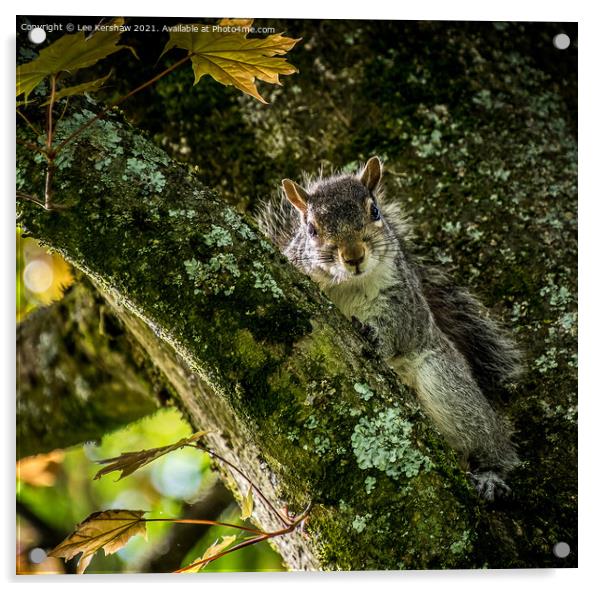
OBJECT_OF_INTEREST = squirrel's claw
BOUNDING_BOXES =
[468,470,512,502]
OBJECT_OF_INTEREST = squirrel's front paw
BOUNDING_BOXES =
[468,470,512,502]
[351,316,381,348]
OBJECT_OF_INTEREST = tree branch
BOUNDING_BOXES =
[17,279,161,458]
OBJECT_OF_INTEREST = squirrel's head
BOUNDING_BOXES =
[282,157,394,282]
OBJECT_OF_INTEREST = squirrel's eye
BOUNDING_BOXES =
[370,202,381,221]
[307,222,318,238]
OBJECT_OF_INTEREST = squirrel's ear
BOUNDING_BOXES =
[360,156,382,192]
[282,179,309,215]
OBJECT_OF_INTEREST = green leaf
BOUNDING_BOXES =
[16,18,134,99]
[41,72,112,105]
[184,535,237,573]
[161,18,300,103]
[240,486,254,521]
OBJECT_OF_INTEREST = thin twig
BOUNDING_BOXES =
[16,137,45,155]
[46,74,56,152]
[16,109,42,137]
[54,55,191,154]
[175,502,312,573]
[44,163,55,210]
[44,75,57,210]
[16,191,69,211]
[16,192,45,207]
[175,535,269,573]
[192,443,292,527]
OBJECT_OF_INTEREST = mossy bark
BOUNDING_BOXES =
[131,20,577,568]
[18,102,481,571]
[17,279,160,459]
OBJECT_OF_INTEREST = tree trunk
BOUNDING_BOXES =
[17,101,482,570]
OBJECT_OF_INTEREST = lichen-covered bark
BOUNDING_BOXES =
[129,20,576,568]
[17,100,480,570]
[17,279,160,458]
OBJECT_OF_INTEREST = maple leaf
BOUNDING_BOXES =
[219,18,254,28]
[48,510,146,574]
[16,18,134,100]
[94,430,209,481]
[161,18,300,103]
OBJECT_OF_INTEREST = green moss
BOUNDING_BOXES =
[232,329,267,370]
[449,530,473,555]
[313,435,331,455]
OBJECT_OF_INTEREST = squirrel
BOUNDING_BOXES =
[256,157,522,501]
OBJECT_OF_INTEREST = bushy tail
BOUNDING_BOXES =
[418,265,522,394]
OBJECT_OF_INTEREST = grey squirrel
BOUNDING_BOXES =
[257,157,521,501]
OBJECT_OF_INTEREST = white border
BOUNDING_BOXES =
[4,1,599,589]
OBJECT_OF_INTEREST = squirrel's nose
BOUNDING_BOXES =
[341,243,366,267]
[344,255,365,266]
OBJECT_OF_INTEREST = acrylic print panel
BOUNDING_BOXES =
[16,15,577,574]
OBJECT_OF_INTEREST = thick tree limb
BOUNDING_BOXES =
[17,101,479,570]
[17,280,160,458]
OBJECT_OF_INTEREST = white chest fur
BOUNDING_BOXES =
[323,259,397,322]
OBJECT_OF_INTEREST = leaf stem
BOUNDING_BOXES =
[57,96,71,125]
[143,518,265,536]
[175,535,269,573]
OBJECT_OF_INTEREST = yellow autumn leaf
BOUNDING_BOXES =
[94,430,210,481]
[48,509,146,574]
[219,18,254,28]
[240,486,254,520]
[183,535,237,573]
[16,450,64,487]
[161,19,300,103]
